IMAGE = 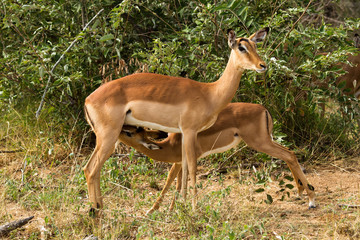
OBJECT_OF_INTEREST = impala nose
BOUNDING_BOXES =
[257,63,267,73]
[260,63,266,70]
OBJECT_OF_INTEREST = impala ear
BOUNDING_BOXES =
[354,33,360,48]
[249,27,269,43]
[228,29,236,49]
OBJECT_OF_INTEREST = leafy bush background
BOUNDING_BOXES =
[1,0,359,161]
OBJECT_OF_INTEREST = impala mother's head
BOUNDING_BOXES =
[228,27,269,73]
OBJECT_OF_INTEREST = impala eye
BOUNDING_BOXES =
[238,45,246,52]
[124,131,132,137]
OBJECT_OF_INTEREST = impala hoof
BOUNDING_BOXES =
[146,208,155,215]
[308,200,316,209]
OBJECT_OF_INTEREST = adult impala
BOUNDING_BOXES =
[84,28,268,213]
[119,102,316,214]
[307,34,360,115]
[336,33,360,98]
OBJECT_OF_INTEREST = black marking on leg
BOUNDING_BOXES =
[265,110,269,133]
[307,184,315,191]
[126,109,131,115]
[308,205,317,210]
[298,179,303,186]
[97,203,100,209]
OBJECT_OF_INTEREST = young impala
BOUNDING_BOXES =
[84,28,268,213]
[119,102,316,214]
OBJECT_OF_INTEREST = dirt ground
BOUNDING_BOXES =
[260,158,360,239]
[1,156,360,239]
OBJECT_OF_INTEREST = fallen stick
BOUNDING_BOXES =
[0,149,22,153]
[338,204,360,209]
[0,216,34,237]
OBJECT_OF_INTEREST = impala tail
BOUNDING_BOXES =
[84,105,95,132]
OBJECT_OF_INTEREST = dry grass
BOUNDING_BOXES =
[1,145,360,239]
[1,109,360,239]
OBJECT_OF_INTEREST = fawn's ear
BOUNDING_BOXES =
[354,33,360,48]
[141,142,161,150]
[249,27,269,43]
[146,130,168,140]
[228,29,237,49]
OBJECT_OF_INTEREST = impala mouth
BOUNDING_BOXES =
[256,66,267,73]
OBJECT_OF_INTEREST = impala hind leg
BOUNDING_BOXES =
[147,163,181,215]
[84,126,123,215]
[170,167,182,211]
[250,141,316,208]
[180,143,188,199]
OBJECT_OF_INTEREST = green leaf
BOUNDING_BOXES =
[246,19,253,28]
[265,194,273,204]
[211,3,228,12]
[330,65,342,71]
[227,0,241,9]
[176,49,186,56]
[285,184,294,189]
[255,188,265,193]
[284,175,294,181]
[337,80,346,89]
[39,66,44,78]
[256,179,266,185]
[99,34,114,42]
[304,50,313,58]
[237,6,246,16]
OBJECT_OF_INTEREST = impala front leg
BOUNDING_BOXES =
[147,163,182,215]
[182,130,198,209]
[170,167,182,211]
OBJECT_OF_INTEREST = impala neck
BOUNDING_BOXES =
[211,51,245,112]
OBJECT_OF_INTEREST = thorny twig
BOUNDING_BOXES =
[35,9,104,119]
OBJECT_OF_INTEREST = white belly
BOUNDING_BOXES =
[199,136,241,159]
[124,111,181,133]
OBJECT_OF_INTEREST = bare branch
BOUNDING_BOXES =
[35,8,104,119]
[268,0,314,57]
[0,216,34,237]
[0,149,22,153]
